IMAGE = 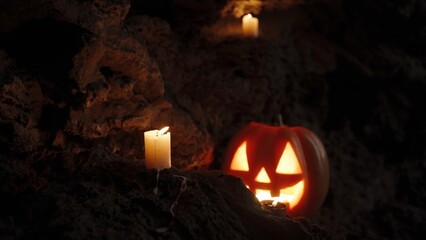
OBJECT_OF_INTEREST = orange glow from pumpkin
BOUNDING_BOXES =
[255,167,271,183]
[250,142,305,209]
[276,143,302,174]
[230,141,306,209]
[255,180,305,209]
[223,122,329,217]
[230,141,249,171]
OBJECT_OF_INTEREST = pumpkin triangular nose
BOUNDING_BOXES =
[255,167,271,183]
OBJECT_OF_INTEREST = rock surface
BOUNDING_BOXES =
[1,0,425,239]
[0,146,329,239]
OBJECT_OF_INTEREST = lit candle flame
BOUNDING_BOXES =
[246,13,252,19]
[272,200,278,207]
[158,126,169,135]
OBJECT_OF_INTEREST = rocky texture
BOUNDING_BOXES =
[0,146,328,239]
[1,0,426,239]
[0,0,213,169]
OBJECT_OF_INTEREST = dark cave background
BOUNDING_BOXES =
[0,0,425,239]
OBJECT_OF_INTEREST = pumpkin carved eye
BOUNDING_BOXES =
[230,141,249,171]
[276,142,302,174]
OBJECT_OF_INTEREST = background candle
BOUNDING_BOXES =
[242,14,259,37]
[144,127,171,170]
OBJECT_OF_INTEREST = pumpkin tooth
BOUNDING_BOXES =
[254,180,304,209]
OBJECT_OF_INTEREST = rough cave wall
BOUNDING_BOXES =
[0,0,215,170]
[1,0,425,239]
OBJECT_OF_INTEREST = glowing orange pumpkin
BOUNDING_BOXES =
[222,122,329,217]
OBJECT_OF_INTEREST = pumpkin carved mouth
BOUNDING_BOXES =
[254,181,305,209]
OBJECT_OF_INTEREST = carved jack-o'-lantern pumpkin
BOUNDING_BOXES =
[222,122,329,217]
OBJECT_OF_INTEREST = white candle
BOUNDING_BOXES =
[144,126,171,170]
[242,14,259,37]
